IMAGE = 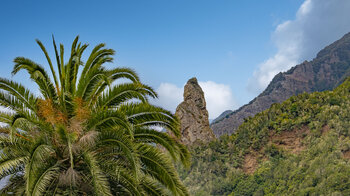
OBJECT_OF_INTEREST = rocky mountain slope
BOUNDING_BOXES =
[210,110,233,124]
[211,32,350,137]
[179,77,350,195]
[175,77,215,145]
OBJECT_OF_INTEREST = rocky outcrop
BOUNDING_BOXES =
[176,77,216,145]
[212,32,350,137]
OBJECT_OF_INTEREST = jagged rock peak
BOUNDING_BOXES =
[175,77,216,145]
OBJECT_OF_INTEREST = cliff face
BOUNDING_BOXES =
[211,32,350,137]
[176,77,215,145]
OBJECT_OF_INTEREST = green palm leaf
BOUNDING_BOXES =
[0,36,189,195]
[83,152,112,196]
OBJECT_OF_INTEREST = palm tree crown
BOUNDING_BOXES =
[0,36,190,195]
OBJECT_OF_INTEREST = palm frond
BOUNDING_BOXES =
[107,67,140,83]
[138,144,189,196]
[95,83,156,111]
[0,78,38,112]
[85,67,142,105]
[71,42,89,94]
[120,103,181,137]
[31,162,61,196]
[12,57,57,101]
[0,174,25,195]
[140,176,170,196]
[0,156,27,178]
[86,110,131,134]
[83,151,112,196]
[25,143,55,195]
[64,36,80,95]
[97,130,140,176]
[36,39,59,90]
[0,111,14,124]
[134,128,180,161]
[76,66,108,101]
[113,167,142,196]
[59,43,65,92]
[52,35,62,87]
[80,43,114,80]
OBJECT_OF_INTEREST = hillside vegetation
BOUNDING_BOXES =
[179,77,350,195]
[211,32,350,137]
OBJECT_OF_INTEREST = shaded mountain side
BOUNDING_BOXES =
[210,110,233,124]
[211,32,350,137]
[178,77,350,195]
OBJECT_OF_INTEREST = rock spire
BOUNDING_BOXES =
[175,77,215,145]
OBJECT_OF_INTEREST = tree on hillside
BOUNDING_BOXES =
[0,36,190,195]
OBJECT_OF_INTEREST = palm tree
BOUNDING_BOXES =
[0,36,190,195]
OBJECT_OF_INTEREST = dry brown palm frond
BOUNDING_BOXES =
[78,131,98,148]
[58,167,81,186]
[72,131,99,155]
[71,130,99,155]
[68,118,84,136]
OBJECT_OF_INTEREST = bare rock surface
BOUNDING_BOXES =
[175,77,215,145]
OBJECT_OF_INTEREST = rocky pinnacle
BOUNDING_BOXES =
[175,77,216,145]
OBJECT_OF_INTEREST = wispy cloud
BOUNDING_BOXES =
[248,0,350,92]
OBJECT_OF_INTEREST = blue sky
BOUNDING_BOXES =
[1,0,350,119]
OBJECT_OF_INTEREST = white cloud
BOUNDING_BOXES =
[249,0,350,92]
[198,81,236,119]
[152,83,183,114]
[152,81,237,119]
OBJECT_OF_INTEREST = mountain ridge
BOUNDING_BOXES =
[211,32,350,137]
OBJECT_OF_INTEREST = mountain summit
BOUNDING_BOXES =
[212,32,350,137]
